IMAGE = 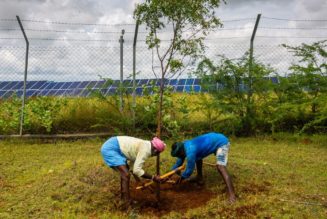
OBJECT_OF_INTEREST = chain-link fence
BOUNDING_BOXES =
[0,15,326,135]
[2,16,326,82]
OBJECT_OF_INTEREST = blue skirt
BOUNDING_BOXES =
[100,137,127,167]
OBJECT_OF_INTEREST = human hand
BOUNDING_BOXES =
[152,175,163,183]
[174,176,184,185]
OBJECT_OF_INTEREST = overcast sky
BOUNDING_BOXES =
[0,0,326,81]
[1,0,326,25]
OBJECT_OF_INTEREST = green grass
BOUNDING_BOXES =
[0,135,326,218]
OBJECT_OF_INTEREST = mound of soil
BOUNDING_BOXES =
[130,181,215,216]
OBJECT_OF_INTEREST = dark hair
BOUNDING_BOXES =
[171,142,184,157]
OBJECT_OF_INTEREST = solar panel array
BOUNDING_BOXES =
[0,77,279,99]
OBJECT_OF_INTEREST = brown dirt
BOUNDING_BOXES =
[129,181,215,217]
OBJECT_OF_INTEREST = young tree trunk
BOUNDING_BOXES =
[155,76,165,204]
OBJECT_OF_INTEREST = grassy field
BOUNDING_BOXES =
[0,134,326,218]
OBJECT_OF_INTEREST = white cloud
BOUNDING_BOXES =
[0,0,326,81]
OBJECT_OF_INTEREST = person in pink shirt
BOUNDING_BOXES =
[101,136,166,203]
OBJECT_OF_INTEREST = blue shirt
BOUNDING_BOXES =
[172,132,229,179]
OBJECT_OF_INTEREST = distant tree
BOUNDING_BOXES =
[282,40,327,114]
[195,53,274,135]
[134,0,224,137]
[282,40,327,133]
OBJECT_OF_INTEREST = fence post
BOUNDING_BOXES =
[16,15,29,136]
[119,29,125,112]
[249,14,261,93]
[132,21,139,128]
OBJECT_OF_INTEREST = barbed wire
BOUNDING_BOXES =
[20,19,136,26]
[0,28,137,34]
[0,19,16,22]
[262,16,327,22]
[2,26,327,33]
[257,36,327,39]
[0,16,326,43]
[1,17,257,26]
[0,37,119,42]
[221,18,255,22]
[259,27,327,30]
[1,35,326,42]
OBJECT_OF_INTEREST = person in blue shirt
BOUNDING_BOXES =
[171,132,236,203]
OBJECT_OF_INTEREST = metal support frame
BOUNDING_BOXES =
[119,29,125,112]
[132,21,139,128]
[16,15,29,136]
[249,14,261,90]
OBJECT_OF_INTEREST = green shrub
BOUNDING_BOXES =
[0,95,22,134]
[25,96,67,134]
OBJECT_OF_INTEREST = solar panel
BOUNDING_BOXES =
[77,81,91,89]
[80,89,90,97]
[176,85,184,92]
[135,87,143,95]
[56,82,67,90]
[169,79,178,86]
[55,89,66,96]
[0,90,7,98]
[97,88,107,95]
[3,81,18,90]
[134,79,141,86]
[26,81,38,89]
[107,87,117,95]
[138,79,149,86]
[178,79,186,86]
[0,78,225,98]
[271,77,279,84]
[123,79,132,86]
[61,82,73,89]
[0,81,10,90]
[47,90,58,96]
[193,85,201,92]
[194,78,201,85]
[31,81,47,89]
[15,90,23,97]
[38,82,50,90]
[39,89,50,96]
[186,79,194,85]
[26,90,37,97]
[44,82,57,90]
[93,80,105,88]
[71,89,83,96]
[12,82,24,90]
[3,91,14,98]
[86,81,97,89]
[69,81,81,89]
[155,79,161,86]
[184,85,192,93]
[110,81,119,89]
[61,89,71,96]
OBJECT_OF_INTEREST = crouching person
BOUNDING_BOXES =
[101,136,166,203]
[171,132,236,203]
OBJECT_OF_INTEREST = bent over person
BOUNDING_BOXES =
[171,132,236,203]
[101,136,166,202]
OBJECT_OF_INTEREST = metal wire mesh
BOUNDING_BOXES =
[0,16,326,134]
[1,16,326,83]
